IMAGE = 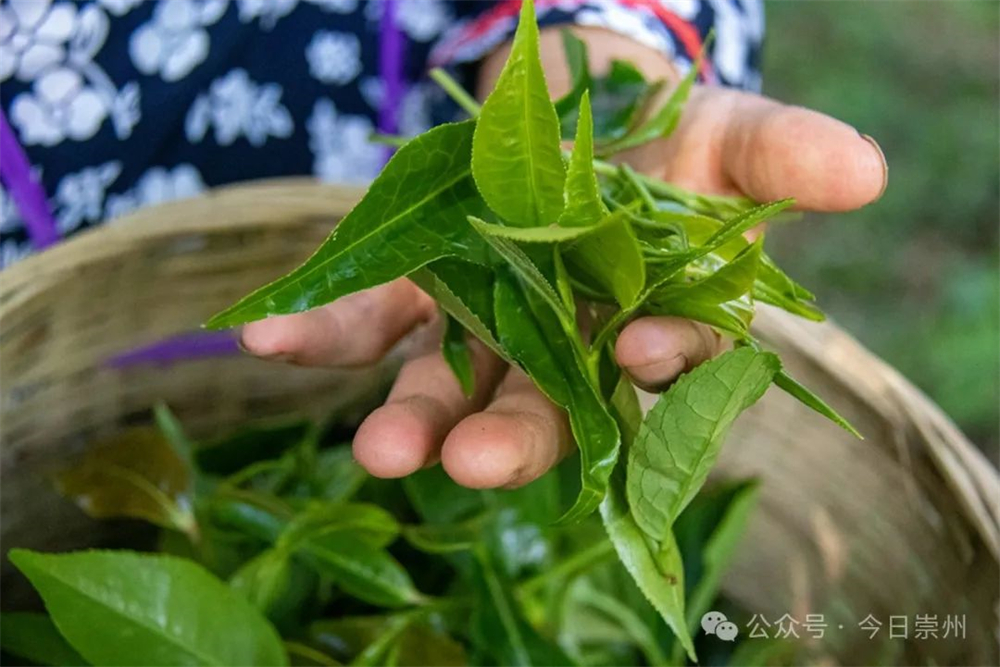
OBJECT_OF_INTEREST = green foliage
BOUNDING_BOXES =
[554,30,664,144]
[205,121,490,329]
[471,0,565,227]
[55,425,196,536]
[229,549,317,630]
[597,44,703,156]
[494,268,622,522]
[674,480,761,634]
[627,348,780,542]
[9,549,288,666]
[7,405,779,666]
[559,91,608,228]
[7,7,871,665]
[0,612,87,666]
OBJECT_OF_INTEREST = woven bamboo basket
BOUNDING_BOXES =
[1,179,997,666]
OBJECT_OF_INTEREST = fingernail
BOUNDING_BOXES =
[859,133,888,203]
[236,336,291,362]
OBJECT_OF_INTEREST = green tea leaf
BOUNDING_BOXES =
[309,617,464,667]
[356,618,465,667]
[774,369,862,438]
[0,612,88,666]
[470,547,573,667]
[588,61,659,143]
[553,29,590,121]
[442,313,476,397]
[698,200,792,253]
[284,641,343,667]
[596,379,692,664]
[469,216,572,323]
[494,270,620,522]
[391,623,467,667]
[308,617,394,664]
[204,490,293,544]
[754,276,825,322]
[403,518,483,553]
[651,208,823,321]
[207,121,489,328]
[566,210,646,308]
[646,237,763,334]
[310,447,368,502]
[196,419,312,476]
[402,465,485,524]
[726,637,799,667]
[590,200,793,352]
[552,247,577,317]
[412,259,508,363]
[755,253,823,320]
[154,403,195,468]
[627,348,780,541]
[466,217,607,243]
[599,470,695,663]
[569,581,669,666]
[230,549,317,629]
[485,482,559,579]
[559,90,608,228]
[683,237,765,304]
[471,0,565,227]
[56,427,195,535]
[644,179,754,219]
[675,481,760,631]
[9,549,288,666]
[429,67,482,118]
[598,47,701,155]
[298,539,423,608]
[279,502,400,551]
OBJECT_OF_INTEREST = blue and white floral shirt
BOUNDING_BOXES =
[0,0,763,267]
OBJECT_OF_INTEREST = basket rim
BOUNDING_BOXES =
[0,178,365,310]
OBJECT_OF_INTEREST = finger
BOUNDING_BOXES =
[615,316,728,390]
[659,87,887,212]
[441,370,572,489]
[352,336,505,478]
[239,279,435,367]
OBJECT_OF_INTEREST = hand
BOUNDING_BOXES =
[241,30,887,490]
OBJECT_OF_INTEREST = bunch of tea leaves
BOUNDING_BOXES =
[200,0,858,657]
[4,405,769,666]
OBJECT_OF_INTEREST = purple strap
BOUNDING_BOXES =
[378,0,405,162]
[0,110,60,249]
[105,330,239,368]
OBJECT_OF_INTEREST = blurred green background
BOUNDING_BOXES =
[762,1,999,458]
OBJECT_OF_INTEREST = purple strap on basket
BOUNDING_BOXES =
[106,330,240,368]
[378,0,405,162]
[0,110,60,249]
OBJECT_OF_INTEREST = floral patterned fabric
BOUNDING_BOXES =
[0,0,763,267]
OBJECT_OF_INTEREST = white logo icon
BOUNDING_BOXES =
[702,611,739,641]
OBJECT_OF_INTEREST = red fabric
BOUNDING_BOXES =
[432,0,714,83]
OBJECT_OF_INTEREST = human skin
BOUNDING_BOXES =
[241,26,888,489]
